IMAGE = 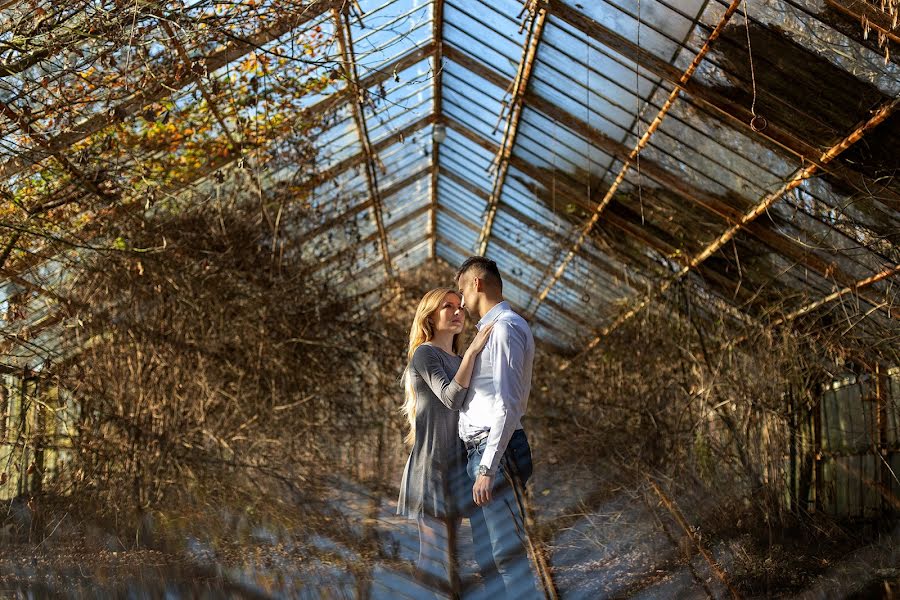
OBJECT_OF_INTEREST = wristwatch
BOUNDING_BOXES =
[477,464,495,478]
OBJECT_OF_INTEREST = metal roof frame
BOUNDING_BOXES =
[2,0,898,359]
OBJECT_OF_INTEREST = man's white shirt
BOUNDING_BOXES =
[459,301,535,473]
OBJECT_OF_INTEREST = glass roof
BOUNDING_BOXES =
[1,0,898,361]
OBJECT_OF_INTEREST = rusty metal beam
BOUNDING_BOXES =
[436,203,596,331]
[771,262,900,327]
[546,0,900,212]
[0,0,341,181]
[0,38,436,280]
[823,0,900,45]
[445,116,749,299]
[443,116,680,287]
[572,95,900,363]
[439,235,576,350]
[2,111,436,285]
[334,6,393,279]
[444,111,891,325]
[527,0,744,319]
[476,4,548,255]
[442,58,892,341]
[314,202,431,274]
[443,44,892,319]
[430,0,445,260]
[297,166,431,247]
[439,164,638,301]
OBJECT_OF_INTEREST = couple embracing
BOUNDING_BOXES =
[397,256,542,599]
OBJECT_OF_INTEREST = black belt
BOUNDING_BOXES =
[464,431,489,450]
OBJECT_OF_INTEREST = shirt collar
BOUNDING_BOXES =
[477,300,509,330]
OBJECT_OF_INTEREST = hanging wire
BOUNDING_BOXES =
[743,0,767,132]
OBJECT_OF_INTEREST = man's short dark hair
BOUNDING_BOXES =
[455,256,502,291]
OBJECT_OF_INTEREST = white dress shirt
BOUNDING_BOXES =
[458,301,535,473]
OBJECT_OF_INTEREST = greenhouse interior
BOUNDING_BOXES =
[1,0,899,597]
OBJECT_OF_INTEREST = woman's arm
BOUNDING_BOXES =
[413,346,469,410]
[452,322,494,390]
[412,324,494,411]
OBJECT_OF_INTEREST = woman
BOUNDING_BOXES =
[397,287,493,591]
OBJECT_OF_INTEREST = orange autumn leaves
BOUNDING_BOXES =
[2,10,336,273]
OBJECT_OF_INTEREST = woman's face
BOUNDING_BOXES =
[432,292,465,335]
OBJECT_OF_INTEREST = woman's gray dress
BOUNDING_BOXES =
[397,344,469,520]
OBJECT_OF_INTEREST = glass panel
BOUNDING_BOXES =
[444,0,526,80]
[352,0,432,74]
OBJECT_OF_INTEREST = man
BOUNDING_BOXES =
[455,256,541,598]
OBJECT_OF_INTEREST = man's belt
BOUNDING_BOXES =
[464,430,490,449]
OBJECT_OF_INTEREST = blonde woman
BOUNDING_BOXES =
[397,287,494,591]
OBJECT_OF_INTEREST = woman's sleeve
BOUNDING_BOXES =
[411,346,468,410]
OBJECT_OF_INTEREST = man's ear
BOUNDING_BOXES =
[473,276,483,292]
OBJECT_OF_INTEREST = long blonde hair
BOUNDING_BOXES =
[401,288,464,445]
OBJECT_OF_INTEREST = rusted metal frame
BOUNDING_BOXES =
[596,169,889,315]
[578,0,846,139]
[520,92,894,312]
[442,116,706,299]
[814,0,900,50]
[448,39,900,240]
[333,6,393,279]
[429,0,445,260]
[441,115,637,284]
[0,0,341,181]
[444,99,770,318]
[436,204,594,330]
[2,112,436,285]
[529,1,751,320]
[439,235,575,349]
[445,42,894,317]
[671,0,900,69]
[436,132,640,302]
[298,166,431,247]
[770,262,900,328]
[570,0,713,242]
[573,96,900,362]
[548,0,900,212]
[1,40,437,269]
[476,5,548,255]
[313,200,431,274]
[447,38,877,346]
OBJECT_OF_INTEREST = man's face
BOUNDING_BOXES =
[457,272,476,316]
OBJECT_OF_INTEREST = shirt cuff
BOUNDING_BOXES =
[479,448,499,474]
